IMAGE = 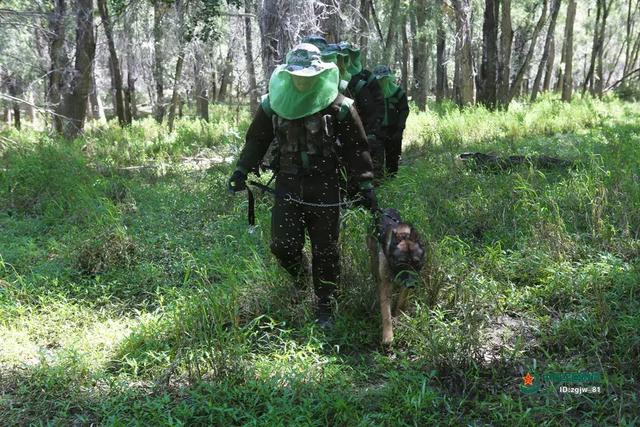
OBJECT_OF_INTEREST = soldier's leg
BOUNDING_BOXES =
[370,138,386,185]
[384,136,401,176]
[302,174,341,316]
[270,174,306,280]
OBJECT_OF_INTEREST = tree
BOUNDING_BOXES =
[382,0,401,64]
[478,0,499,108]
[412,0,429,110]
[497,0,513,107]
[452,0,475,106]
[153,1,167,123]
[531,0,561,101]
[97,0,127,125]
[167,0,189,133]
[435,0,447,103]
[562,0,577,102]
[48,0,67,132]
[244,0,259,113]
[60,0,96,137]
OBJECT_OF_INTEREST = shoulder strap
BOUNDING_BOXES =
[354,79,367,95]
[260,94,273,118]
[337,96,354,121]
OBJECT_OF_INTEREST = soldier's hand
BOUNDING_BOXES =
[228,169,247,193]
[359,187,378,212]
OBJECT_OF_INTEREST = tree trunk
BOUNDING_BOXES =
[478,0,499,108]
[97,0,126,125]
[507,0,548,104]
[8,80,21,130]
[316,0,340,42]
[583,1,602,94]
[259,0,283,88]
[167,0,188,133]
[412,0,428,110]
[218,43,235,102]
[595,0,611,97]
[543,36,556,91]
[497,0,513,107]
[89,67,106,121]
[435,0,446,103]
[401,10,409,91]
[245,0,259,114]
[622,0,639,77]
[382,0,401,64]
[532,0,561,101]
[153,2,165,123]
[60,0,96,137]
[124,7,136,121]
[561,0,577,102]
[453,0,475,106]
[359,0,370,65]
[48,0,66,133]
[194,46,209,121]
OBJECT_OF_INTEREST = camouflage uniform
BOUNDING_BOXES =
[232,94,374,317]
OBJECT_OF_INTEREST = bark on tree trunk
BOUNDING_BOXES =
[543,36,555,91]
[401,10,409,91]
[412,0,428,110]
[218,42,235,102]
[259,0,283,88]
[8,80,21,130]
[595,0,611,97]
[153,2,165,123]
[561,0,577,102]
[382,0,401,64]
[317,0,340,42]
[48,0,66,133]
[435,0,446,103]
[167,0,188,133]
[194,46,209,121]
[532,0,561,101]
[507,0,548,104]
[478,0,499,108]
[497,0,513,107]
[89,67,106,121]
[97,0,126,125]
[583,0,602,94]
[124,7,136,122]
[245,0,259,114]
[453,0,475,106]
[359,0,369,65]
[60,0,96,137]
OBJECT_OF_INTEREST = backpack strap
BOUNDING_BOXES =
[354,79,367,95]
[260,94,273,118]
[337,96,354,121]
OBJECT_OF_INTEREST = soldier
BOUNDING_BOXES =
[228,44,377,326]
[303,36,385,184]
[337,42,385,184]
[373,65,409,177]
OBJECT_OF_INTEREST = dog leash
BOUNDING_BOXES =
[246,180,364,225]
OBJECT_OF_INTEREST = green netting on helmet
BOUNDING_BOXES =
[338,42,362,75]
[268,62,339,120]
[378,76,399,99]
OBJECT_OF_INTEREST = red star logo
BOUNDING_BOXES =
[523,373,534,386]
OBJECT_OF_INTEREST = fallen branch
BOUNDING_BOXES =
[605,67,640,91]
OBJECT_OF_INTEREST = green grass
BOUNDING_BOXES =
[1,95,639,425]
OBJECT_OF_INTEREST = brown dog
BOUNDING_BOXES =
[367,208,425,346]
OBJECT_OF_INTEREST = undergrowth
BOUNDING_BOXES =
[0,95,639,425]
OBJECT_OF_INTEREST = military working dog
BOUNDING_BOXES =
[367,208,425,346]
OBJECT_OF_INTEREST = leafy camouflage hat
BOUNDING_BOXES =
[268,43,339,119]
[282,43,335,77]
[373,64,393,79]
[337,41,362,75]
[301,35,329,51]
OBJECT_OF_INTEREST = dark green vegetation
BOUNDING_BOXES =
[1,97,639,425]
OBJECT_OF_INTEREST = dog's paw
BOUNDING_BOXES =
[381,332,394,347]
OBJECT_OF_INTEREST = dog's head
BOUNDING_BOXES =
[383,223,426,287]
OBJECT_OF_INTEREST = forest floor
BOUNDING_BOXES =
[0,97,639,425]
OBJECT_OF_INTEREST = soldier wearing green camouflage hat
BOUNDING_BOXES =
[228,43,376,326]
[373,65,409,177]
